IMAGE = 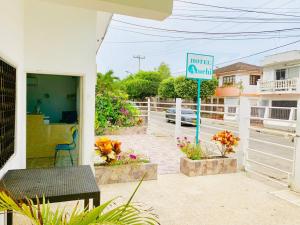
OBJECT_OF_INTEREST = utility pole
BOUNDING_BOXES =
[133,55,145,71]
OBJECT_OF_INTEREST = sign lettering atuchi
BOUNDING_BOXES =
[186,53,214,80]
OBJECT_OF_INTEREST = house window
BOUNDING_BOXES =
[249,75,260,85]
[222,76,235,85]
[0,59,16,168]
[275,69,286,80]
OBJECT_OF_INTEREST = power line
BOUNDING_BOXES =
[216,39,300,66]
[112,19,300,35]
[169,16,300,24]
[173,38,300,74]
[175,0,300,18]
[110,26,300,40]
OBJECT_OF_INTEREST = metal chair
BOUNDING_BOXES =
[54,127,78,166]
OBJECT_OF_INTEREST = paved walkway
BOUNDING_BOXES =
[15,173,300,225]
[101,173,300,225]
[108,134,183,174]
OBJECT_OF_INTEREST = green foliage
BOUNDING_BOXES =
[122,71,163,100]
[177,137,205,160]
[158,77,177,99]
[0,179,159,225]
[95,92,140,135]
[200,77,219,101]
[156,62,171,79]
[173,76,218,100]
[96,70,120,95]
[174,76,198,100]
[95,70,142,134]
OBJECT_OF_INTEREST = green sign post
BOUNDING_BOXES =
[186,53,214,144]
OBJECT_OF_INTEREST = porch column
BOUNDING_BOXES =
[291,99,300,192]
[238,96,250,170]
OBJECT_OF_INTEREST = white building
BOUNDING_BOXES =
[0,0,173,208]
[212,62,262,120]
[258,50,300,130]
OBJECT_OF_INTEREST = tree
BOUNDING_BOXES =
[156,62,171,79]
[96,70,120,94]
[121,70,163,100]
[174,76,218,100]
[174,76,198,100]
[200,78,218,101]
[124,79,158,100]
[158,77,177,99]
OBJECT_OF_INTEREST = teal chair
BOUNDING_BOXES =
[54,127,78,166]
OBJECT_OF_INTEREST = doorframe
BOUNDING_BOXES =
[25,71,84,166]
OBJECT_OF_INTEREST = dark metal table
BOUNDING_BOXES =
[0,165,100,225]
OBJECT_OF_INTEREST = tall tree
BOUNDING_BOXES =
[158,77,177,99]
[96,70,120,94]
[174,76,218,100]
[157,62,171,80]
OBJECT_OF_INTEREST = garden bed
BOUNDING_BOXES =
[180,157,237,177]
[94,163,157,185]
[103,125,147,135]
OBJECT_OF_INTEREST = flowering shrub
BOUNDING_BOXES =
[95,137,121,164]
[95,93,142,135]
[111,151,150,166]
[177,137,203,160]
[95,137,149,166]
[212,130,240,157]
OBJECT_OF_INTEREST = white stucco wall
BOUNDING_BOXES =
[0,1,25,224]
[24,0,100,165]
[218,73,258,94]
[0,0,26,178]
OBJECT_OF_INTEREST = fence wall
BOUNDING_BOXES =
[133,97,300,190]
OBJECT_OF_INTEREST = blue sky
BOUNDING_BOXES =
[96,0,300,78]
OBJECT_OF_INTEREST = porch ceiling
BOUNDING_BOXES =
[42,0,173,20]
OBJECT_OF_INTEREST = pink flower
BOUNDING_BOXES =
[129,154,137,160]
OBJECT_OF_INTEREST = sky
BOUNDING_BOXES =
[96,0,300,79]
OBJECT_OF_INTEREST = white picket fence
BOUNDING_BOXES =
[132,98,299,189]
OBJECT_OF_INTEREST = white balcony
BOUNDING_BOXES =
[258,78,300,94]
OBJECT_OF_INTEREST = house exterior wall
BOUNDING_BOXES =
[0,0,26,178]
[218,73,258,94]
[24,0,103,166]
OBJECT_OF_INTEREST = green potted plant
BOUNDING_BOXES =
[178,131,239,177]
[94,137,157,184]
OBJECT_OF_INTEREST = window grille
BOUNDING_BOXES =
[0,59,16,168]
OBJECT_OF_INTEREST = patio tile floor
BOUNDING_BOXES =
[14,172,300,225]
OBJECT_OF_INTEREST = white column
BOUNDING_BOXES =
[291,99,300,192]
[238,96,251,170]
[147,97,151,125]
[175,98,182,138]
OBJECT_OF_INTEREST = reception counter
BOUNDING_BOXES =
[27,115,77,159]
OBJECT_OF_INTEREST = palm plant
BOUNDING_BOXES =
[0,179,159,225]
[96,70,120,95]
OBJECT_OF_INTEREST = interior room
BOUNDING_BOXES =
[26,74,81,168]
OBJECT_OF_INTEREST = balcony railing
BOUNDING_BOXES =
[258,78,300,93]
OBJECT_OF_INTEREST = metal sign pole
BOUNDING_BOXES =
[196,79,201,144]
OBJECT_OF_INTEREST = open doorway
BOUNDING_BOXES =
[26,74,81,168]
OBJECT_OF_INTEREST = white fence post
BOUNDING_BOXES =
[175,98,182,138]
[238,96,250,170]
[291,100,300,192]
[147,97,151,125]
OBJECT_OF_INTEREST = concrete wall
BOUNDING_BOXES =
[218,73,258,95]
[0,0,26,179]
[262,65,300,81]
[24,0,99,165]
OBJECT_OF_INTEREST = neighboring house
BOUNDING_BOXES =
[210,62,262,120]
[0,0,172,195]
[258,50,300,130]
